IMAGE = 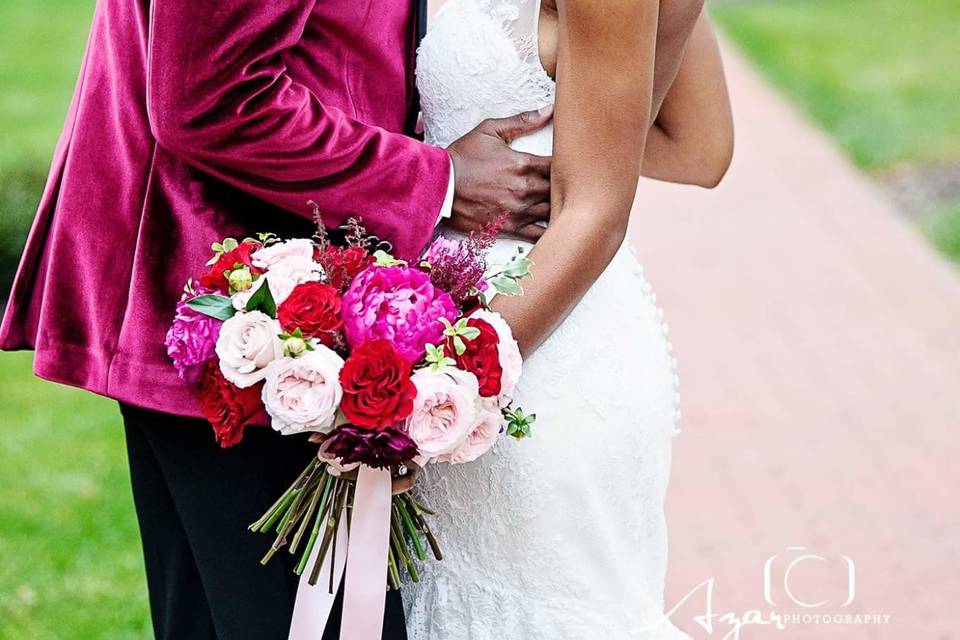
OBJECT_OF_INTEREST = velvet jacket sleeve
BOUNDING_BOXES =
[146,0,450,259]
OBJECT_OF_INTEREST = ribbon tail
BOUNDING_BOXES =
[289,517,348,640]
[340,466,393,640]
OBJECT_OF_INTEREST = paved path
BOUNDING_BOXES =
[629,45,960,639]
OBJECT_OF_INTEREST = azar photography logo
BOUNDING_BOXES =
[639,546,891,639]
[763,546,855,609]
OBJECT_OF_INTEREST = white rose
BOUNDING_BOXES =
[215,311,283,388]
[405,368,480,459]
[231,257,323,311]
[264,255,323,304]
[252,238,316,268]
[470,309,523,404]
[262,347,345,436]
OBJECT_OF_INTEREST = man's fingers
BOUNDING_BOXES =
[521,152,552,179]
[392,475,415,495]
[521,202,551,223]
[486,105,554,143]
[510,222,547,242]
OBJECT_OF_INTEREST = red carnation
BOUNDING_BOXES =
[339,340,416,430]
[448,318,503,397]
[197,359,264,448]
[199,241,263,294]
[319,245,373,290]
[277,282,343,346]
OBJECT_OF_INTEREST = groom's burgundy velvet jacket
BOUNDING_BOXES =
[0,0,450,417]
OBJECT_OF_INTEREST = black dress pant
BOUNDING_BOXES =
[121,403,407,640]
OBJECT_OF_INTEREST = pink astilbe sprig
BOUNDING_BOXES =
[422,213,507,304]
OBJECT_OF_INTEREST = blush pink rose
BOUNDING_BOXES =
[438,400,503,464]
[341,265,457,363]
[261,346,345,436]
[404,368,479,458]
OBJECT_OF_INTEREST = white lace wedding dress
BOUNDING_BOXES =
[404,1,687,638]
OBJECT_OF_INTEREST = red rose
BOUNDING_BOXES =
[319,245,373,289]
[197,359,264,447]
[277,282,343,346]
[448,318,503,397]
[339,340,416,430]
[199,242,263,293]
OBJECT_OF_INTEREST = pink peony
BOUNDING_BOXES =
[341,265,457,363]
[165,293,222,384]
[404,367,480,459]
[438,399,503,464]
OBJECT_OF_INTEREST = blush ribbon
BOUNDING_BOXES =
[288,465,393,640]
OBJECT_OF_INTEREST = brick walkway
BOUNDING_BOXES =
[630,46,960,639]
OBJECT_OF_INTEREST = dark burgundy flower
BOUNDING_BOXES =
[323,425,419,469]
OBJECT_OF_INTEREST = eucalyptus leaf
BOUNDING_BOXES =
[501,257,533,278]
[186,294,236,321]
[490,276,523,296]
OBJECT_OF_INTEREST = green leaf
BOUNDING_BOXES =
[186,294,236,321]
[460,326,481,341]
[373,250,406,267]
[489,275,523,296]
[501,257,534,278]
[245,280,277,317]
[453,336,467,356]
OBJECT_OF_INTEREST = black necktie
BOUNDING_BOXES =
[405,0,428,135]
[415,0,428,49]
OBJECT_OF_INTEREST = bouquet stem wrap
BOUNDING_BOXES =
[288,466,393,640]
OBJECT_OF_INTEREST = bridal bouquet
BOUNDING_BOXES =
[164,210,535,595]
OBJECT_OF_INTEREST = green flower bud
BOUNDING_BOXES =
[228,266,254,292]
[283,334,309,358]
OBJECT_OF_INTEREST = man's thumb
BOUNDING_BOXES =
[487,105,554,142]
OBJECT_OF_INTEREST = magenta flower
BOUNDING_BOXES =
[421,217,504,304]
[165,294,222,384]
[341,265,457,363]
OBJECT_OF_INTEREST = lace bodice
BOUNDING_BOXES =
[406,2,686,637]
[417,0,556,150]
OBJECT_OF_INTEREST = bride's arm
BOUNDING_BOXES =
[490,0,658,356]
[642,12,734,188]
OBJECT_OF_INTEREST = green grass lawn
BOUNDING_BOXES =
[712,0,960,171]
[0,1,147,633]
[711,0,960,260]
[0,1,150,635]
[0,0,92,299]
[0,353,150,639]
